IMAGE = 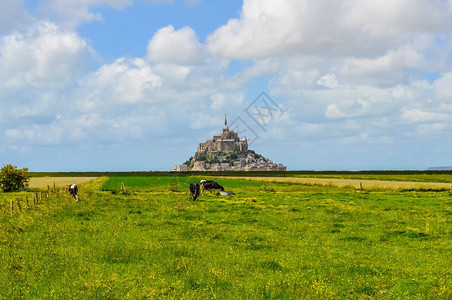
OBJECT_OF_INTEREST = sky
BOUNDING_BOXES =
[1,0,452,171]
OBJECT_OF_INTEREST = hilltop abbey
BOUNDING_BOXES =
[172,116,286,172]
[197,116,248,154]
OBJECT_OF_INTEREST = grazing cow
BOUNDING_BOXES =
[200,180,224,195]
[69,184,78,201]
[189,182,200,201]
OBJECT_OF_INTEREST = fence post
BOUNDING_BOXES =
[10,200,13,215]
[360,182,363,190]
[17,199,22,213]
[26,196,30,208]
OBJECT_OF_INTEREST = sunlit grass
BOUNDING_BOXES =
[224,176,452,190]
[0,175,451,298]
[292,173,452,183]
[28,176,98,189]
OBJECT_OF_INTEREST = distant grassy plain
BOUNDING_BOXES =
[230,176,452,190]
[0,173,451,298]
[28,177,98,189]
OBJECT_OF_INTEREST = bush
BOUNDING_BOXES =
[229,152,238,160]
[196,154,207,161]
[184,157,193,166]
[0,164,30,192]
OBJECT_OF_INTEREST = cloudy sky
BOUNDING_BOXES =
[1,0,451,171]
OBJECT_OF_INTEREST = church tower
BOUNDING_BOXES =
[223,114,229,132]
[176,113,285,171]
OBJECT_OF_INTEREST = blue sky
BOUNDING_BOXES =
[1,0,452,171]
[78,1,243,60]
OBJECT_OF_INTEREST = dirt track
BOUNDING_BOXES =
[232,176,452,190]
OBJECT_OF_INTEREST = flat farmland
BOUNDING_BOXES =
[228,176,452,190]
[291,172,452,183]
[28,176,98,188]
[0,174,451,299]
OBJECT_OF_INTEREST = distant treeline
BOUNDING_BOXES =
[31,170,452,177]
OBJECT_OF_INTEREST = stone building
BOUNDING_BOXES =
[196,116,248,155]
[173,115,286,172]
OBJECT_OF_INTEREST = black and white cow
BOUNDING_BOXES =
[189,182,200,201]
[200,180,224,195]
[69,184,78,201]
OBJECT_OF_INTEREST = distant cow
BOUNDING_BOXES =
[69,184,78,201]
[189,182,200,201]
[200,180,224,195]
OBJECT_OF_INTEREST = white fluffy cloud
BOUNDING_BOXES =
[147,25,203,65]
[206,0,452,158]
[0,0,28,33]
[78,57,162,109]
[317,74,339,89]
[401,108,449,123]
[2,0,452,170]
[434,73,452,101]
[0,21,92,90]
[207,0,452,59]
[339,46,424,86]
[0,20,94,142]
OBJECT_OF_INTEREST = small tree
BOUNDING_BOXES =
[0,164,30,192]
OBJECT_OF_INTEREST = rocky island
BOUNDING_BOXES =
[172,117,286,171]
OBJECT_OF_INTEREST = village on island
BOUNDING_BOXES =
[172,116,286,172]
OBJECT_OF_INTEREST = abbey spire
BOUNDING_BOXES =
[172,115,286,171]
[223,114,229,131]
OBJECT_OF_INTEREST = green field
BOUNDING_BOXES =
[293,173,452,183]
[0,175,451,299]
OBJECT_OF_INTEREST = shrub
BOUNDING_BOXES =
[229,152,238,160]
[196,154,207,161]
[0,164,31,192]
[184,157,193,166]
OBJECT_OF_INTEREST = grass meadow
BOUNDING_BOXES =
[28,177,98,189]
[227,176,452,191]
[291,173,452,184]
[0,174,451,299]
